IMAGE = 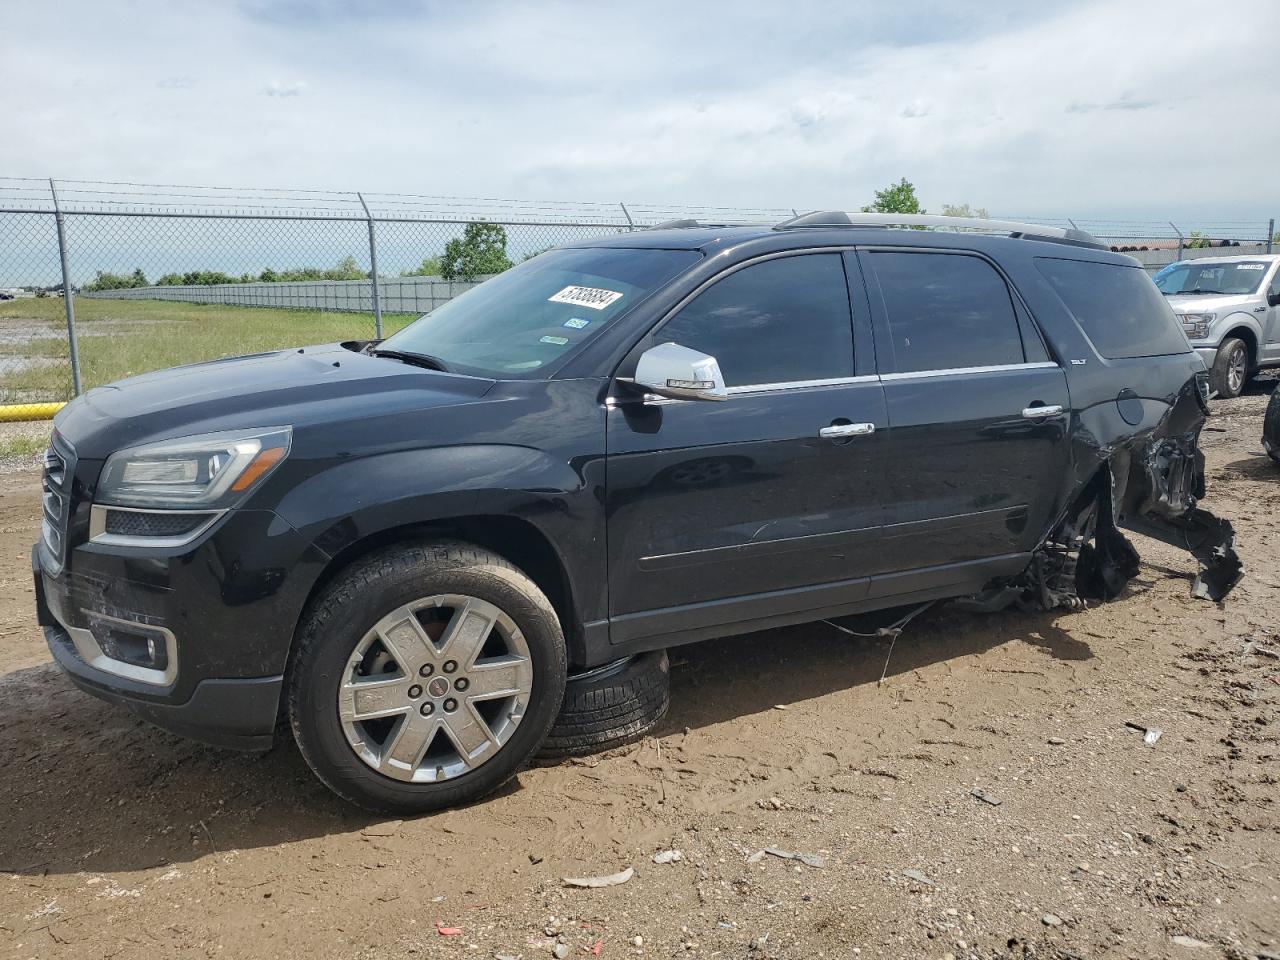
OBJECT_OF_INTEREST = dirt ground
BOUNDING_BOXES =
[2,389,1278,960]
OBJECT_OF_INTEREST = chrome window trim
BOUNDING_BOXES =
[726,374,881,395]
[89,504,225,549]
[879,361,1059,381]
[62,609,178,687]
[606,374,881,407]
[606,365,1059,406]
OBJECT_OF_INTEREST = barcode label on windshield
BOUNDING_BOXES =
[548,285,623,310]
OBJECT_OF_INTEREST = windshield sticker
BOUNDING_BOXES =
[548,285,623,310]
[1238,263,1265,270]
[539,335,570,346]
[563,317,592,329]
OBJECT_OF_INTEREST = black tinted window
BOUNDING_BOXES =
[868,252,1024,373]
[657,254,854,386]
[1037,258,1190,359]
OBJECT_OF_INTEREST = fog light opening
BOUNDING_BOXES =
[85,612,171,672]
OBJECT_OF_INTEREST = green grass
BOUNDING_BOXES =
[0,433,47,458]
[0,298,417,402]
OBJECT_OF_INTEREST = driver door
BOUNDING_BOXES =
[604,252,891,646]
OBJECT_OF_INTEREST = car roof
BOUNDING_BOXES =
[1169,253,1279,265]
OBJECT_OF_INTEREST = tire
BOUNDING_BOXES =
[1264,388,1280,464]
[288,540,567,813]
[1210,337,1250,399]
[538,649,670,759]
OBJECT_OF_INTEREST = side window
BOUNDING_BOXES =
[1035,258,1189,359]
[867,252,1024,373]
[656,254,854,387]
[1270,268,1280,301]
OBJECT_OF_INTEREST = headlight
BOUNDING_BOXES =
[1180,313,1215,340]
[96,426,291,509]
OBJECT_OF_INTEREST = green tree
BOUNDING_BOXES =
[441,222,513,281]
[861,178,925,215]
[401,255,444,277]
[322,255,367,281]
[1187,231,1209,249]
[941,202,989,219]
[258,267,279,282]
[82,268,149,291]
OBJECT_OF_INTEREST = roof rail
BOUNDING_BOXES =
[646,218,758,231]
[774,211,1106,249]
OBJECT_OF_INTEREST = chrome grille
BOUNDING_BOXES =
[41,439,74,571]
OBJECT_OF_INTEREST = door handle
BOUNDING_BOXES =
[820,422,876,439]
[1021,404,1064,419]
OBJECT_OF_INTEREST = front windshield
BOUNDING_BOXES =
[379,247,701,378]
[1154,261,1270,296]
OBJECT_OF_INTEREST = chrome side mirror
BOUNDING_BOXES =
[633,342,728,401]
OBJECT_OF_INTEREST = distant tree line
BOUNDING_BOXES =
[82,222,521,292]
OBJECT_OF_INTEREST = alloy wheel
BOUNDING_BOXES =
[1227,344,1247,396]
[337,594,534,782]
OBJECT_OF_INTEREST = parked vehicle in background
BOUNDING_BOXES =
[35,212,1242,813]
[1155,255,1280,398]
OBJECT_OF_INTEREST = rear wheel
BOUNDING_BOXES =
[1210,337,1250,399]
[289,541,566,813]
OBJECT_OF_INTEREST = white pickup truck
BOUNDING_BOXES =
[1156,254,1280,398]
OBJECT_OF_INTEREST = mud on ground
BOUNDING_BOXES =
[1,389,1277,960]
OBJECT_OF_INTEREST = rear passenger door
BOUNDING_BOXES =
[856,249,1071,589]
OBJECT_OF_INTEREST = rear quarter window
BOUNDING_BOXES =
[1035,258,1189,360]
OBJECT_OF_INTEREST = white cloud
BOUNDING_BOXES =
[261,79,308,98]
[1,0,1276,219]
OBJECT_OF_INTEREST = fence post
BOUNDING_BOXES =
[619,202,635,232]
[48,179,83,397]
[1169,222,1184,262]
[356,192,383,339]
[1268,218,1275,255]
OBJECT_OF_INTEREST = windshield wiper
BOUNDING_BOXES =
[370,349,451,372]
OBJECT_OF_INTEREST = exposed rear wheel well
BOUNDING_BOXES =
[294,516,582,666]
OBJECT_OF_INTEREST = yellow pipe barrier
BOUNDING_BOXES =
[0,402,66,423]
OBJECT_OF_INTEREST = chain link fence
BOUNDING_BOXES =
[0,178,794,410]
[1,177,1275,411]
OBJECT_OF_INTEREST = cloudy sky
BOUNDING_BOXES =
[3,0,1278,220]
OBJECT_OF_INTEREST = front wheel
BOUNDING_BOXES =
[1210,337,1250,399]
[289,541,567,813]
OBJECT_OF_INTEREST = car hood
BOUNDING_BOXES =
[54,342,495,460]
[1164,293,1256,314]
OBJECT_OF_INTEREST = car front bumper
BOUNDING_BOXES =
[33,506,330,751]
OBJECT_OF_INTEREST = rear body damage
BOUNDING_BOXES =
[970,374,1241,612]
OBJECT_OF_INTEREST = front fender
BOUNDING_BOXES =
[275,443,595,548]
[1208,311,1264,349]
[270,442,606,619]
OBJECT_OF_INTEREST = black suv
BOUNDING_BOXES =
[34,212,1241,812]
